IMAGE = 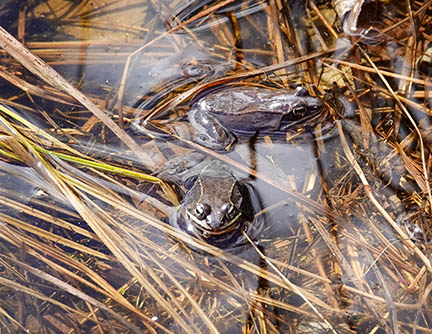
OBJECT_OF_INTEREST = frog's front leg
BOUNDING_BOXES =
[188,106,236,151]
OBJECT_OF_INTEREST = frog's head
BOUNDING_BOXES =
[183,173,244,237]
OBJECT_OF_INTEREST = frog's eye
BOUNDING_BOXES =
[195,203,210,220]
[197,134,209,142]
[292,104,307,117]
[202,231,210,238]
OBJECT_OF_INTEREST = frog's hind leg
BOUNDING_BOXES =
[188,107,236,151]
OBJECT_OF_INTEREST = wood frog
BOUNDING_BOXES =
[158,153,264,249]
[188,86,325,151]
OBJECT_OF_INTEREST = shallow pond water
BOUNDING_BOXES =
[0,0,432,333]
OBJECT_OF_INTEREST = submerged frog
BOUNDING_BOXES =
[400,204,432,245]
[158,153,264,249]
[189,86,325,151]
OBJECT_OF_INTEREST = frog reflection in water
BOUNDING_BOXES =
[158,153,263,249]
[189,86,325,151]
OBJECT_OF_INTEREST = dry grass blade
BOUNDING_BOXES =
[0,103,178,205]
[243,231,339,334]
[359,49,432,212]
[0,68,78,105]
[323,58,432,88]
[0,222,168,332]
[336,122,432,273]
[0,26,152,165]
[0,269,88,317]
[0,305,32,333]
[57,187,198,334]
[143,250,220,334]
[0,255,144,334]
[0,211,107,258]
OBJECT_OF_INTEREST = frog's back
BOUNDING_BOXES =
[197,86,290,116]
[188,85,328,149]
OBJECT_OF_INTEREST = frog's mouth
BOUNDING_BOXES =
[185,210,243,236]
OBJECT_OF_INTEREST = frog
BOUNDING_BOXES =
[157,152,264,249]
[188,86,325,151]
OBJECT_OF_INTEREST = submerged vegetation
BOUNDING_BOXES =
[0,0,432,333]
